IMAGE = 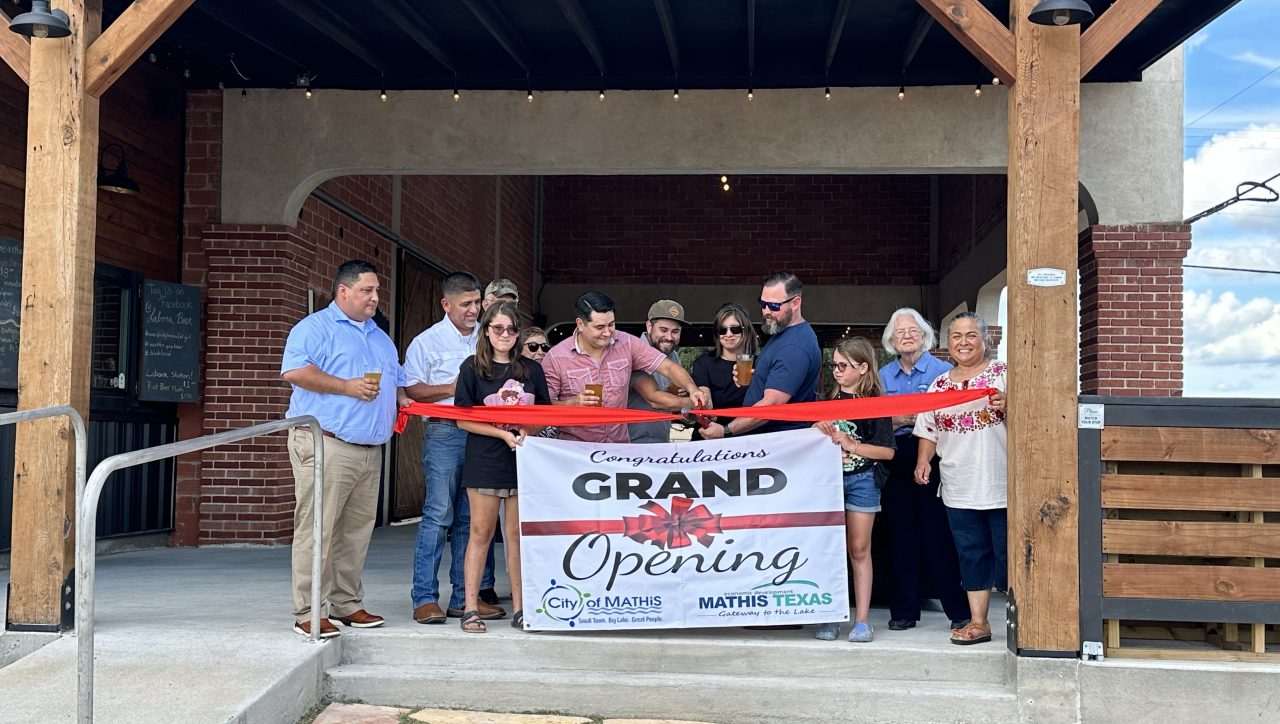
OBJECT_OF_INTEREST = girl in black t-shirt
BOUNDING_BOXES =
[454,302,550,633]
[812,337,896,644]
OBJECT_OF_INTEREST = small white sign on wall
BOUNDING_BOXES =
[1078,403,1105,429]
[1027,268,1067,287]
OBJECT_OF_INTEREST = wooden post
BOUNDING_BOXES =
[1005,0,1082,654]
[5,0,101,630]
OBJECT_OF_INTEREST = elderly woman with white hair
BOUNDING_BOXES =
[877,308,972,634]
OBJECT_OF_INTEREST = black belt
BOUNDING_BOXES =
[321,430,378,448]
[426,418,458,427]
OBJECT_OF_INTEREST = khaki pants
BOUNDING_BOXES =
[289,428,381,622]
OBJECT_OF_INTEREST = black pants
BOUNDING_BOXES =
[882,433,970,622]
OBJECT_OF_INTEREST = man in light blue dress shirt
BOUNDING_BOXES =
[282,260,409,638]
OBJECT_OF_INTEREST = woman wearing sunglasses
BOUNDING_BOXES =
[690,303,759,440]
[519,327,557,439]
[453,302,550,633]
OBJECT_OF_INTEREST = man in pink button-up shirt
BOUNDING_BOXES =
[543,292,708,443]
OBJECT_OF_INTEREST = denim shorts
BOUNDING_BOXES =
[843,468,881,513]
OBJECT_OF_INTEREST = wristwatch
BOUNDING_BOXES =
[723,424,734,438]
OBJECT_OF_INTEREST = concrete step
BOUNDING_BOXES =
[326,663,1018,724]
[340,627,1009,686]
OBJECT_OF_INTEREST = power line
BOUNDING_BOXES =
[1185,61,1280,128]
[1185,264,1280,275]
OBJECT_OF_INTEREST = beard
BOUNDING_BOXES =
[761,307,792,335]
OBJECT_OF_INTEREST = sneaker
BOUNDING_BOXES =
[479,587,500,605]
[848,622,875,643]
[293,618,340,639]
[815,623,841,641]
[887,619,916,631]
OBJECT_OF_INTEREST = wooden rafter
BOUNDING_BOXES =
[746,0,756,81]
[84,0,193,97]
[901,10,934,75]
[276,0,387,75]
[0,7,31,85]
[555,0,606,78]
[824,0,854,74]
[1081,0,1164,77]
[654,0,680,78]
[915,0,1016,85]
[195,1,308,71]
[373,0,457,76]
[460,0,530,75]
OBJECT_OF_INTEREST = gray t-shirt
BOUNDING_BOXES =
[626,350,678,444]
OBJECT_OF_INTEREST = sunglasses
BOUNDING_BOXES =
[758,295,798,312]
[525,342,551,353]
[718,325,745,336]
[488,324,519,337]
[828,361,859,373]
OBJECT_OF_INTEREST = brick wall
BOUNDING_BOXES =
[937,175,1006,277]
[541,175,930,285]
[1079,224,1190,396]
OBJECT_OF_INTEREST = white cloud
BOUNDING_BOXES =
[1186,237,1280,271]
[1185,361,1280,397]
[1183,123,1280,232]
[1185,32,1209,54]
[1183,289,1280,366]
[1226,50,1280,70]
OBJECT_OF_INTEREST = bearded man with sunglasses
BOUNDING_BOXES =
[701,272,821,440]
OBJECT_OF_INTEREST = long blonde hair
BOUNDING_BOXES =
[829,338,885,399]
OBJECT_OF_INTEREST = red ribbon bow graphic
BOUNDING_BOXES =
[622,497,723,550]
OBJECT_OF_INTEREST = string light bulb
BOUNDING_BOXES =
[527,89,534,103]
[305,86,313,100]
[992,76,1001,86]
[974,84,982,97]
[723,183,730,192]
[673,88,680,101]
[825,86,831,100]
[599,89,605,102]
[380,88,388,102]
[897,86,905,101]
[453,88,460,102]
[747,88,754,101]
[720,175,728,183]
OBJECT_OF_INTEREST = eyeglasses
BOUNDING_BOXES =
[828,361,855,373]
[525,342,551,353]
[488,324,519,337]
[758,295,798,312]
[893,328,922,338]
[718,325,745,336]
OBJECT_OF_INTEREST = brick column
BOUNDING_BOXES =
[198,226,313,543]
[1079,223,1191,396]
[173,90,222,545]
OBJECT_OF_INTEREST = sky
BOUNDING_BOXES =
[1180,0,1280,397]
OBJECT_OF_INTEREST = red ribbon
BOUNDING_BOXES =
[395,387,994,433]
[622,497,723,550]
[521,510,846,539]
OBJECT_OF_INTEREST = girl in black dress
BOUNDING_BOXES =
[691,303,759,439]
[455,302,550,632]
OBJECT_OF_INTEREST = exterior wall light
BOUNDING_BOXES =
[9,1,72,38]
[1028,0,1094,26]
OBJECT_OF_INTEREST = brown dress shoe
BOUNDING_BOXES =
[293,618,341,638]
[413,601,447,624]
[447,600,507,620]
[332,609,385,628]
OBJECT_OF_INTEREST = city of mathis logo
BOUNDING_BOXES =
[536,579,592,626]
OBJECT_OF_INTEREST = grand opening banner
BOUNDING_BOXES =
[517,429,849,631]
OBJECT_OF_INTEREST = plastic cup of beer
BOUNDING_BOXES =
[364,367,383,385]
[584,382,603,406]
[736,354,754,385]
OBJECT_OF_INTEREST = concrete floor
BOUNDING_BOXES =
[0,524,1006,723]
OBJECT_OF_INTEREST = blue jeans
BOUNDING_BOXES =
[411,422,494,609]
[945,506,1008,592]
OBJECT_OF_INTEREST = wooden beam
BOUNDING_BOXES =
[1005,0,1081,654]
[653,0,681,78]
[84,0,193,98]
[746,0,756,80]
[0,7,31,85]
[916,0,1016,85]
[1102,426,1280,464]
[5,0,101,631]
[824,0,854,74]
[555,0,606,77]
[1080,0,1163,77]
[460,0,530,75]
[276,0,387,74]
[373,0,457,76]
[194,1,308,71]
[900,10,934,75]
[1103,563,1280,601]
[1102,474,1280,512]
[1102,520,1280,558]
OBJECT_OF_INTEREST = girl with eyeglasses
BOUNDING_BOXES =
[453,302,550,633]
[812,337,896,644]
[690,304,759,440]
[518,327,558,439]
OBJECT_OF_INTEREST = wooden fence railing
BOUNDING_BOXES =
[1079,397,1279,662]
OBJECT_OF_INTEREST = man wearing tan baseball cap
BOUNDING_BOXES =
[627,299,695,443]
[482,278,519,311]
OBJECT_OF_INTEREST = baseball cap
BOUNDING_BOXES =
[647,299,688,325]
[484,278,519,302]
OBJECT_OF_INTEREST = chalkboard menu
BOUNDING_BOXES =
[140,280,200,402]
[0,238,21,388]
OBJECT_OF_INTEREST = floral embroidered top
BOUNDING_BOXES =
[914,360,1007,510]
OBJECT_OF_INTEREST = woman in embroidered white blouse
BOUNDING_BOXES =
[913,312,1008,646]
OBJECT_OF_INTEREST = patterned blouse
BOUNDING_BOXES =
[915,360,1007,510]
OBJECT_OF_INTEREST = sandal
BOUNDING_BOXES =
[511,609,525,630]
[950,621,992,645]
[460,610,486,634]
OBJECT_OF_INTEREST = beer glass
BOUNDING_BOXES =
[736,354,754,386]
[584,382,603,406]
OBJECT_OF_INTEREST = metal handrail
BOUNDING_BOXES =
[76,416,325,724]
[0,405,88,510]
